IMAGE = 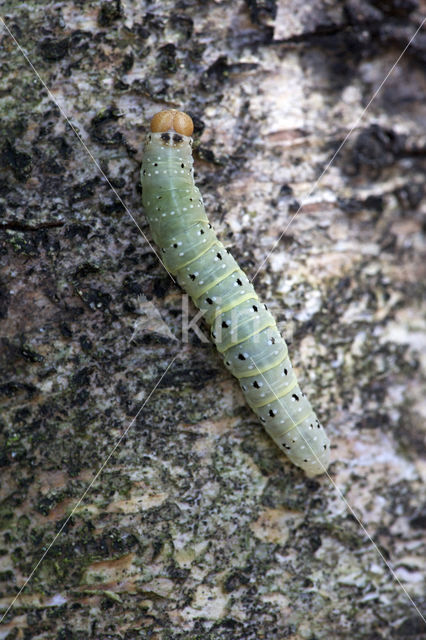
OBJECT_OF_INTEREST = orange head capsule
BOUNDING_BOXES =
[150,110,194,137]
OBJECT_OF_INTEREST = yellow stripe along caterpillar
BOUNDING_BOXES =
[140,109,330,476]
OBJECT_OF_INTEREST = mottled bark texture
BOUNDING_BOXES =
[0,1,425,639]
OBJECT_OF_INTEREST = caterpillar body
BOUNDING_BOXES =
[141,110,330,476]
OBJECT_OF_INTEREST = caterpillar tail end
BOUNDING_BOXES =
[297,436,331,478]
[150,110,194,137]
[303,451,330,477]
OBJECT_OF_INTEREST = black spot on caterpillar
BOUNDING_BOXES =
[141,109,330,476]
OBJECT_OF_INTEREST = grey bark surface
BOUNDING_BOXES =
[0,1,425,638]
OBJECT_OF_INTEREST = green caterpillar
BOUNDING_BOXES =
[141,110,330,476]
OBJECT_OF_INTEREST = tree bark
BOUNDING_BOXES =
[0,1,425,638]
